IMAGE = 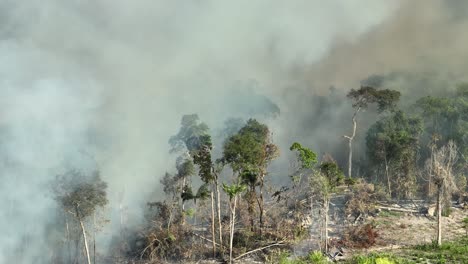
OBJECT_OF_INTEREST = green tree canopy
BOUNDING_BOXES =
[347,86,401,112]
[290,142,317,169]
[53,170,108,220]
[222,119,278,173]
[366,110,423,197]
[169,114,209,153]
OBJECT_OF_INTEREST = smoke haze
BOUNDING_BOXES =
[1,0,467,262]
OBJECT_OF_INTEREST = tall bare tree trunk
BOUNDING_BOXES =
[428,145,434,198]
[385,157,391,195]
[344,109,359,178]
[259,178,265,232]
[437,184,442,246]
[210,189,216,258]
[181,177,186,225]
[228,196,238,264]
[65,216,72,264]
[324,198,329,253]
[93,212,96,264]
[79,219,91,264]
[310,195,314,242]
[215,180,223,251]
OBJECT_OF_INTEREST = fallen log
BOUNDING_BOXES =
[233,241,285,261]
[377,206,419,213]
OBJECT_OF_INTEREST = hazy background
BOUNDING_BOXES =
[1,0,467,262]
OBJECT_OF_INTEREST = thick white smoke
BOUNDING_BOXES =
[0,0,404,262]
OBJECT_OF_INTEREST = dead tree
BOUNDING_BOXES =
[427,141,458,246]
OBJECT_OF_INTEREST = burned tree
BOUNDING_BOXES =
[427,141,458,246]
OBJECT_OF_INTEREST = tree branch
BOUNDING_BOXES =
[233,241,285,261]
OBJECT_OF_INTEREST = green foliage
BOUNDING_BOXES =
[169,114,209,153]
[442,206,452,217]
[415,96,455,136]
[378,210,402,218]
[192,134,215,183]
[195,183,210,201]
[406,237,468,263]
[416,96,452,116]
[222,118,278,231]
[222,183,247,200]
[53,170,108,219]
[223,119,278,173]
[240,169,259,186]
[414,91,468,177]
[307,251,328,264]
[185,208,195,218]
[349,254,403,264]
[181,185,195,201]
[290,142,317,169]
[276,251,307,264]
[347,86,401,112]
[319,161,344,189]
[176,158,195,179]
[344,177,357,186]
[267,250,328,264]
[366,111,422,198]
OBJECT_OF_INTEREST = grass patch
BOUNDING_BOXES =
[346,253,411,264]
[403,237,468,263]
[346,237,468,264]
[267,250,328,264]
[373,219,392,226]
[378,210,403,218]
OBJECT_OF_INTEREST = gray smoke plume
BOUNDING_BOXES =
[2,0,467,262]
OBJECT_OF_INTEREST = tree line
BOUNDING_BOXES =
[49,81,468,263]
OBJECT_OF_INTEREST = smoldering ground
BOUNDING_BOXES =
[1,0,467,262]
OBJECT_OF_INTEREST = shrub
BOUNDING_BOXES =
[352,255,396,264]
[307,251,327,264]
[341,223,379,249]
[345,183,376,221]
[462,217,468,236]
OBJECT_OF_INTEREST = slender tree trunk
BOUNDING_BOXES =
[345,109,359,178]
[259,178,265,232]
[437,184,442,246]
[65,216,72,264]
[93,212,96,264]
[310,195,314,242]
[229,196,238,264]
[324,198,329,253]
[79,219,92,264]
[210,189,216,258]
[215,179,223,250]
[385,157,391,196]
[319,206,323,252]
[119,202,124,235]
[248,186,255,232]
[167,203,174,230]
[428,147,433,198]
